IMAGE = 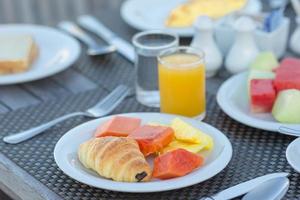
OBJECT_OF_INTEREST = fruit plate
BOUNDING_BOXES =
[54,112,232,193]
[217,72,300,135]
[0,24,80,85]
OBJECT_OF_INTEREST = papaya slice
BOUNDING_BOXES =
[152,148,204,179]
[95,116,141,137]
[128,125,174,156]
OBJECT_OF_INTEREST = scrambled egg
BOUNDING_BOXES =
[166,0,246,27]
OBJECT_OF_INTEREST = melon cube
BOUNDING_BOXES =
[250,79,276,113]
[272,89,300,123]
[247,70,275,93]
[250,52,279,71]
[274,58,300,92]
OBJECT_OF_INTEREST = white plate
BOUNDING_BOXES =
[286,137,300,173]
[217,72,300,134]
[0,24,81,85]
[120,0,262,37]
[54,112,232,193]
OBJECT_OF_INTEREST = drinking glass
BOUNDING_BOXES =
[132,30,179,107]
[158,46,206,119]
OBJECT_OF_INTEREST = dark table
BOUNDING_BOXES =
[0,0,299,199]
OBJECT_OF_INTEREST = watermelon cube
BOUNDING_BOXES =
[248,70,275,93]
[250,79,276,113]
[250,52,279,71]
[273,58,300,92]
[280,57,300,70]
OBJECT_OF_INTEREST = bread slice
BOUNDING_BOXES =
[0,35,38,74]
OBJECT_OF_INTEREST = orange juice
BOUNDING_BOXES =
[158,52,205,118]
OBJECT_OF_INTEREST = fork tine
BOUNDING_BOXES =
[91,85,130,112]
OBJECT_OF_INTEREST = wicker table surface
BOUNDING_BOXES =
[0,0,299,200]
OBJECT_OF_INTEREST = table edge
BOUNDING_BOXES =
[0,152,62,200]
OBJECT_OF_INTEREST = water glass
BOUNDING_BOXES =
[132,30,179,107]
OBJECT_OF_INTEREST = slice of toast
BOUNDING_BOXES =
[0,35,38,74]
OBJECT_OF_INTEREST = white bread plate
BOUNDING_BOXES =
[0,24,80,85]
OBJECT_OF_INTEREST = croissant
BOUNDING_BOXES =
[78,136,152,182]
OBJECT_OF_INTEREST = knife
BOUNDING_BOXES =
[200,172,289,200]
[77,15,135,63]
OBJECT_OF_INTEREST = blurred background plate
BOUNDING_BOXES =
[0,24,81,85]
[121,0,262,37]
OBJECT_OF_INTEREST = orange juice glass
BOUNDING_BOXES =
[158,46,206,119]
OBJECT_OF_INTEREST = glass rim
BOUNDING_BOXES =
[157,46,205,68]
[132,30,179,51]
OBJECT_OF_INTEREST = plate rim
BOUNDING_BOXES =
[0,24,81,85]
[216,72,300,134]
[54,112,233,193]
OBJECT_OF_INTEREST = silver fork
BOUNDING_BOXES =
[3,85,130,144]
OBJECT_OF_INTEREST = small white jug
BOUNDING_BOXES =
[225,17,260,74]
[191,16,223,77]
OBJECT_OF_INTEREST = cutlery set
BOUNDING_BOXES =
[200,173,289,200]
[59,15,135,62]
[58,21,116,56]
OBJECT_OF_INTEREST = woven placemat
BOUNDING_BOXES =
[0,88,299,200]
[74,52,135,91]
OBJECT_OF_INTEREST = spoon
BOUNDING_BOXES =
[286,137,300,173]
[242,177,289,200]
[58,21,116,56]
